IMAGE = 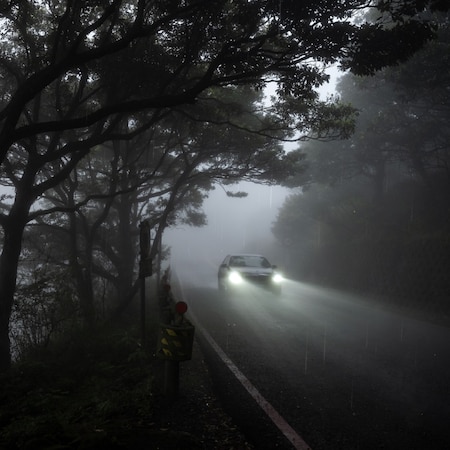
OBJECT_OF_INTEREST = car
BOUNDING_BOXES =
[218,253,283,294]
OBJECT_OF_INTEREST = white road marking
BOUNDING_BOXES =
[175,274,311,449]
[191,312,311,450]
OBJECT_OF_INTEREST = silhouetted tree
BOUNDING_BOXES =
[0,0,445,369]
[23,86,303,325]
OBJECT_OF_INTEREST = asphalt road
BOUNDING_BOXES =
[171,258,450,450]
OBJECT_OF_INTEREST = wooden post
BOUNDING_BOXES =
[164,360,180,398]
[140,276,146,347]
[139,221,151,347]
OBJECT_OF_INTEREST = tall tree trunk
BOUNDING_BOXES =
[116,191,136,305]
[67,210,97,327]
[0,210,28,371]
[74,256,96,327]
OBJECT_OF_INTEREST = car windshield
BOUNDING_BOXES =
[229,255,271,268]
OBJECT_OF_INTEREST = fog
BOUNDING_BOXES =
[164,182,290,268]
[163,68,339,272]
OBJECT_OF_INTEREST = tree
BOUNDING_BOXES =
[28,85,300,323]
[273,8,450,288]
[0,0,445,370]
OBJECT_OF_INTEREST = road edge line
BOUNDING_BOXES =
[173,268,311,449]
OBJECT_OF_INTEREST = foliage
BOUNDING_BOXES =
[11,266,79,360]
[0,325,155,450]
[22,85,301,324]
[272,9,450,313]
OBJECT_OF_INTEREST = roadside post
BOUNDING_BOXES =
[156,282,195,398]
[139,220,152,347]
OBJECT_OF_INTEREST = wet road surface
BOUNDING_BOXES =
[171,259,450,449]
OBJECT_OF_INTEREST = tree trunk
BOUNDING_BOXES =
[67,210,97,327]
[76,262,96,327]
[0,216,27,371]
[117,191,136,305]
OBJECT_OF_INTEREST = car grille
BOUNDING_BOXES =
[242,273,271,284]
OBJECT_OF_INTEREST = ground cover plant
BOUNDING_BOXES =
[0,325,161,450]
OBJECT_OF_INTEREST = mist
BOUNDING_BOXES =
[164,182,290,268]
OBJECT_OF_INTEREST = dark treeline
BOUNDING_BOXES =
[272,9,450,319]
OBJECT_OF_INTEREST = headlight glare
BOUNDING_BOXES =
[272,273,283,283]
[228,271,243,284]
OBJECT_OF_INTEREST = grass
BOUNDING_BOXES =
[0,324,167,450]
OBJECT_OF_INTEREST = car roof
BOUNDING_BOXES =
[228,253,265,257]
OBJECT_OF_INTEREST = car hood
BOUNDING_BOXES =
[233,267,273,275]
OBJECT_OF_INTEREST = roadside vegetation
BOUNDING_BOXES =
[0,321,160,449]
[272,9,450,320]
[1,304,252,450]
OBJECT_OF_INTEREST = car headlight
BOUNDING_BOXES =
[272,273,283,283]
[228,271,243,284]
